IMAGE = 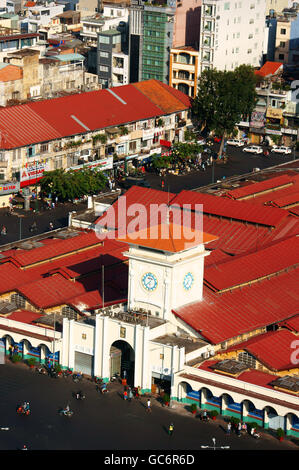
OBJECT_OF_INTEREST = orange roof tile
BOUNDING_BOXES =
[0,64,22,82]
[255,61,283,78]
[133,79,191,114]
[116,223,218,253]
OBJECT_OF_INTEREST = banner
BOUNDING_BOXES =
[0,182,19,195]
[250,111,265,128]
[69,156,113,172]
[20,161,50,188]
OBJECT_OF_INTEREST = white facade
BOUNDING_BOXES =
[199,0,267,73]
[22,3,65,33]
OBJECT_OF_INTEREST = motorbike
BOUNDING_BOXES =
[36,366,46,375]
[110,373,119,382]
[59,408,73,417]
[62,368,72,378]
[72,374,83,383]
[17,405,30,416]
[73,391,85,400]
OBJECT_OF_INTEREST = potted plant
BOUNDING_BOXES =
[162,393,170,407]
[27,357,36,368]
[209,409,219,421]
[11,354,22,363]
[190,403,197,415]
[277,428,285,441]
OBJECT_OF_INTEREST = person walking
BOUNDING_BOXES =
[168,423,174,436]
[237,421,242,437]
[49,222,54,231]
[1,225,7,235]
[128,388,133,403]
[123,390,128,401]
[227,422,231,435]
[146,398,151,413]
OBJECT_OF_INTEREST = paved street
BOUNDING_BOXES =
[0,201,87,246]
[0,147,297,246]
[0,361,297,452]
[145,145,298,193]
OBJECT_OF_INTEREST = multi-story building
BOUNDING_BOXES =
[129,0,176,84]
[0,80,190,187]
[272,7,299,65]
[169,46,199,98]
[266,0,293,14]
[97,28,128,87]
[20,2,65,33]
[0,27,40,61]
[199,0,267,74]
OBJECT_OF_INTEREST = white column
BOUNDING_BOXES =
[68,320,75,370]
[179,346,185,371]
[101,316,109,379]
[163,268,171,320]
[129,267,135,311]
[133,324,142,388]
[93,314,101,377]
[141,326,150,392]
[61,317,69,368]
[170,345,178,400]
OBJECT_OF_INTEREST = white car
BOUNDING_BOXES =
[271,145,292,155]
[242,145,263,154]
[196,137,206,145]
[226,139,246,147]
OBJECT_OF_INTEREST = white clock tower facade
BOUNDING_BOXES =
[123,239,213,322]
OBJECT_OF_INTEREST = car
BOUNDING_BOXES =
[242,145,263,154]
[226,139,246,147]
[271,145,292,155]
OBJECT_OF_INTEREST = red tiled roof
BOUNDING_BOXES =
[0,64,23,82]
[173,267,299,344]
[0,230,102,268]
[170,190,288,228]
[224,174,295,200]
[95,186,176,231]
[0,81,189,149]
[224,329,299,371]
[133,79,191,113]
[18,274,86,309]
[5,310,43,324]
[254,61,283,78]
[204,236,299,292]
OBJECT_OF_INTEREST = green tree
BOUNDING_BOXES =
[40,168,107,201]
[192,65,257,157]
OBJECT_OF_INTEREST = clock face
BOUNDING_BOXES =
[183,272,194,291]
[142,272,158,292]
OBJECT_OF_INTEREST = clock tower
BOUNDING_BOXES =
[117,223,218,321]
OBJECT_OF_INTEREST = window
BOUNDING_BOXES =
[280,28,286,35]
[99,35,110,44]
[40,143,48,153]
[238,351,256,369]
[99,65,108,72]
[10,293,26,308]
[100,51,109,58]
[280,41,286,48]
[224,2,230,10]
[120,327,126,338]
[61,306,77,320]
[278,53,284,60]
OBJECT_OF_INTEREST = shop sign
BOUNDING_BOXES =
[265,129,282,135]
[0,182,20,195]
[266,108,283,120]
[20,161,50,188]
[250,111,265,128]
[69,156,114,171]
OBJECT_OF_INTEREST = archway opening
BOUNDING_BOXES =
[110,340,135,386]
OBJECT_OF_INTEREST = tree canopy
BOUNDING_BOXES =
[192,65,258,150]
[40,168,107,201]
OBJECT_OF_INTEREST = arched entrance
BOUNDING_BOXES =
[264,406,284,430]
[110,340,135,386]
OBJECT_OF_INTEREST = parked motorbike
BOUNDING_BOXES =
[72,373,83,383]
[59,408,73,418]
[62,369,72,378]
[35,366,46,375]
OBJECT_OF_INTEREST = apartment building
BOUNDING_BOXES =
[97,28,128,87]
[169,46,199,98]
[273,7,299,65]
[199,0,267,74]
